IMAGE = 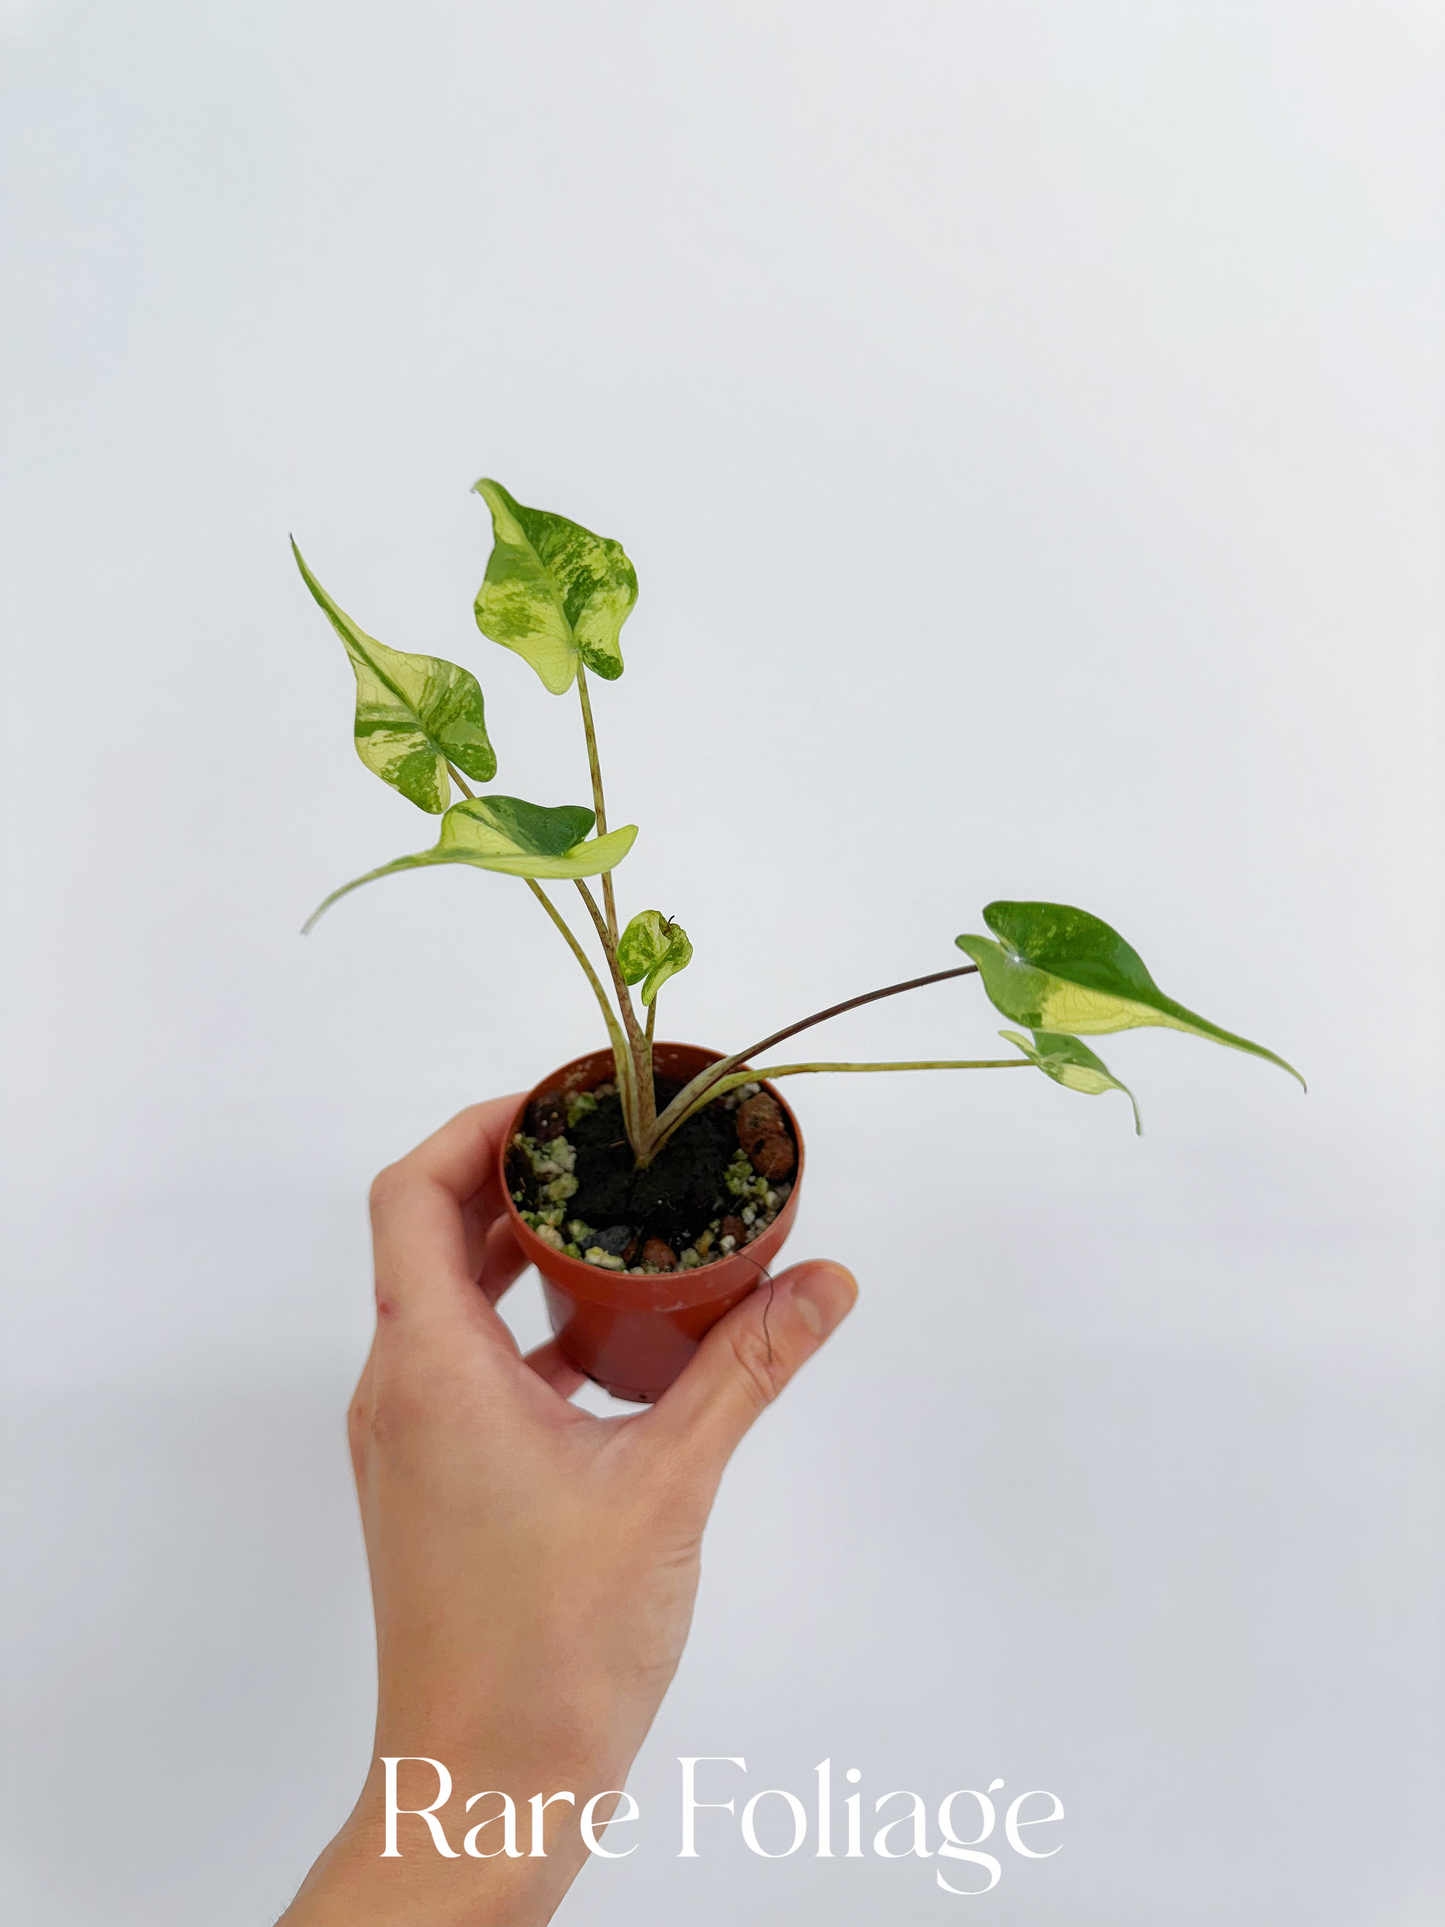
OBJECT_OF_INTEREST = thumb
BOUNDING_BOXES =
[645,1259,858,1476]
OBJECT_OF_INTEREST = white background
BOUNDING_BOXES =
[2,2,1441,1921]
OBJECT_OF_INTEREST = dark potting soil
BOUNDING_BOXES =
[508,1075,796,1264]
[565,1076,734,1250]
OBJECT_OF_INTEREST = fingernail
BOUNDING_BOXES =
[791,1262,858,1338]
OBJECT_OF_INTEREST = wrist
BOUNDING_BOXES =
[280,1807,571,1927]
[280,1742,632,1927]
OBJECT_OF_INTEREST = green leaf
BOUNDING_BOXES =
[1000,1029,1143,1135]
[617,910,693,1005]
[303,796,638,932]
[293,540,497,813]
[956,901,1305,1088]
[472,478,637,694]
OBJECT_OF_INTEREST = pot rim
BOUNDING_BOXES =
[498,1041,805,1311]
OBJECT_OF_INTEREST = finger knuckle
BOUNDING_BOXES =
[365,1369,429,1447]
[727,1321,786,1413]
[353,1394,396,1453]
[345,1401,370,1477]
[368,1160,406,1219]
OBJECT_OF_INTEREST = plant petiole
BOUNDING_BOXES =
[649,962,983,1152]
[524,878,640,1141]
[654,1057,1032,1151]
[575,665,619,945]
[574,878,655,1146]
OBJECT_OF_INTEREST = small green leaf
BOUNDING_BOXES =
[617,910,693,1005]
[1000,1028,1143,1135]
[956,901,1304,1088]
[472,479,637,694]
[303,796,637,932]
[293,541,496,813]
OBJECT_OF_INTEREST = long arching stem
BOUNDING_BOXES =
[575,665,619,944]
[524,879,638,1141]
[656,1058,1029,1147]
[647,963,981,1154]
[462,760,1002,1169]
[575,878,655,1143]
[456,762,648,1152]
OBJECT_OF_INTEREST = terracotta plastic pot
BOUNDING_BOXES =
[498,1042,805,1403]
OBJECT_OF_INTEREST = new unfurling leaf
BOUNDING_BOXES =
[472,479,638,693]
[303,796,637,932]
[617,911,693,1006]
[956,901,1304,1087]
[1000,1029,1142,1135]
[293,541,496,812]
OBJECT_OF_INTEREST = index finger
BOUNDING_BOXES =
[369,1095,522,1333]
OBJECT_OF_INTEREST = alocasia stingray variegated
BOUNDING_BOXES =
[293,540,495,812]
[999,1029,1142,1135]
[303,798,638,934]
[957,901,1304,1087]
[295,480,1302,1166]
[472,479,637,694]
[617,911,693,1007]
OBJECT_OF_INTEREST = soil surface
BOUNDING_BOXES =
[565,1076,733,1248]
[507,1074,796,1271]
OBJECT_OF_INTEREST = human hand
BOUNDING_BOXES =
[280,1095,857,1925]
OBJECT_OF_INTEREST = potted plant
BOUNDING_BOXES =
[295,480,1303,1401]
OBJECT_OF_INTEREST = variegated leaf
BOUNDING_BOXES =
[1000,1028,1142,1134]
[617,910,693,1005]
[303,797,637,932]
[956,901,1304,1087]
[293,540,496,812]
[472,478,637,694]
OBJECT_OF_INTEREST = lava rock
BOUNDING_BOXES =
[749,1132,795,1181]
[641,1237,677,1271]
[736,1092,786,1154]
[589,1223,635,1259]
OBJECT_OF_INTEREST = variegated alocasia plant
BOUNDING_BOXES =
[296,480,1303,1162]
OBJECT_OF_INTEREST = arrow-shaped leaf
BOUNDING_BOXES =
[293,541,497,813]
[956,901,1304,1087]
[617,910,693,1005]
[1000,1028,1142,1135]
[303,796,638,932]
[472,479,637,694]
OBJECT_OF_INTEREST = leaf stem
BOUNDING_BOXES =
[649,962,982,1151]
[524,879,638,1136]
[658,1058,1030,1145]
[760,1058,1029,1078]
[575,878,655,1149]
[445,760,637,1127]
[575,665,619,944]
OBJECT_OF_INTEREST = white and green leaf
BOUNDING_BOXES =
[617,910,693,1005]
[1000,1028,1142,1135]
[956,901,1304,1087]
[303,796,638,932]
[472,479,637,694]
[293,540,497,813]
